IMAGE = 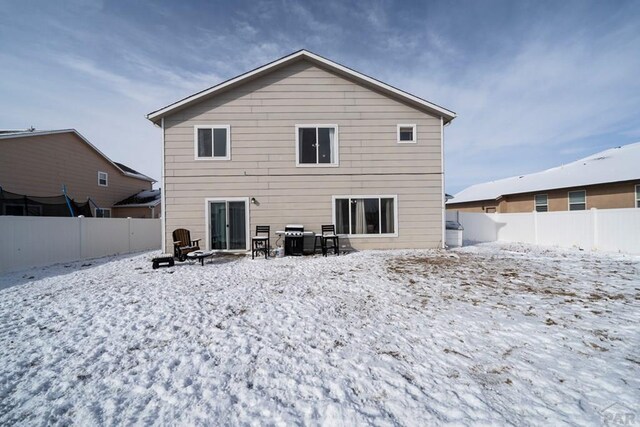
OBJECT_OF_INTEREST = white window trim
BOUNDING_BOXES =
[636,184,640,208]
[95,208,111,218]
[331,195,399,238]
[568,190,587,211]
[397,124,417,144]
[295,124,339,167]
[204,197,250,252]
[98,171,108,187]
[534,193,548,212]
[194,125,231,161]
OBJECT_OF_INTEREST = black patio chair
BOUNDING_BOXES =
[320,224,339,257]
[251,225,270,259]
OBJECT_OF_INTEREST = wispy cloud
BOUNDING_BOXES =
[441,21,640,155]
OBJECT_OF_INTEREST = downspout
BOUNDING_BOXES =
[440,117,445,249]
[161,117,166,252]
[62,184,75,217]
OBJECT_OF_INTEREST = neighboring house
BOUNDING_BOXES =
[113,189,162,218]
[447,142,640,213]
[147,50,456,252]
[0,129,156,218]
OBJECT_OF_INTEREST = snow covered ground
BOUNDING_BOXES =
[0,243,638,425]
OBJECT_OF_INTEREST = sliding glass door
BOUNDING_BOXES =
[228,201,246,250]
[208,199,248,250]
[210,202,227,249]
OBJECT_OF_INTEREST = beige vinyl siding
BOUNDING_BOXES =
[0,133,152,212]
[162,59,444,250]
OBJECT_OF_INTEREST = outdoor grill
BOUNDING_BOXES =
[284,224,304,256]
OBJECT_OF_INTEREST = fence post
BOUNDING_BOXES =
[78,215,85,258]
[591,208,598,250]
[128,217,132,253]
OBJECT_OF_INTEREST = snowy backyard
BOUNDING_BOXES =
[0,243,638,425]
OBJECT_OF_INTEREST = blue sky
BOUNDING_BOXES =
[1,0,639,193]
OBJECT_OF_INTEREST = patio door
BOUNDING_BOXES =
[208,198,249,250]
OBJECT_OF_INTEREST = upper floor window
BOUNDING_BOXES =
[636,185,639,208]
[534,194,548,212]
[296,125,338,166]
[98,171,108,187]
[195,125,230,160]
[568,190,586,211]
[397,124,416,143]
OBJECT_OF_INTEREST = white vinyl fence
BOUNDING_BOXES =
[447,208,640,255]
[0,216,161,273]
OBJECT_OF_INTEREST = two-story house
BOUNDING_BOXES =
[147,50,456,252]
[0,129,157,218]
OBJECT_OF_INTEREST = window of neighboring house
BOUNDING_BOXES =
[485,207,497,213]
[296,125,338,166]
[95,208,111,218]
[333,196,397,236]
[535,194,548,212]
[568,190,586,211]
[195,125,230,160]
[397,124,417,143]
[98,171,108,187]
[636,185,640,208]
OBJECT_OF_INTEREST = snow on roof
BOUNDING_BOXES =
[0,129,156,183]
[147,49,456,125]
[114,188,161,207]
[449,142,640,204]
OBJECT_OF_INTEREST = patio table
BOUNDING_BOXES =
[186,250,216,266]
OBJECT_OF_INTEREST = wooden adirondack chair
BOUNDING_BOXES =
[172,228,201,261]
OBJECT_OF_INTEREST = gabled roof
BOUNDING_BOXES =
[449,142,640,204]
[114,189,161,208]
[147,49,456,125]
[0,129,156,183]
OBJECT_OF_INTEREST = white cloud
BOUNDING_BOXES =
[2,0,639,193]
[432,23,640,155]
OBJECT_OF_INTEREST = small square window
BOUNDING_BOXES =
[98,171,108,187]
[568,190,586,211]
[397,124,416,143]
[195,125,230,160]
[534,194,548,212]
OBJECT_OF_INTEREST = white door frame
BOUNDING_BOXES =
[204,197,250,251]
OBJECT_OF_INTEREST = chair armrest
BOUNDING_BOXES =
[191,239,202,245]
[173,240,183,246]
